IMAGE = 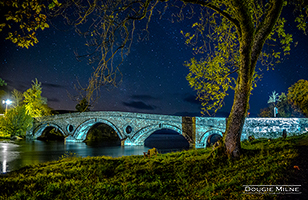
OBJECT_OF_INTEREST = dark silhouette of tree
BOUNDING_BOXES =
[1,0,307,157]
[75,98,90,112]
[259,92,293,118]
[0,90,7,114]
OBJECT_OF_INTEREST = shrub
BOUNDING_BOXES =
[0,105,33,137]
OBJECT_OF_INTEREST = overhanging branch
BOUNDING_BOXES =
[251,0,284,70]
[179,0,240,30]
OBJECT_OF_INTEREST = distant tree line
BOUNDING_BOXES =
[259,79,308,118]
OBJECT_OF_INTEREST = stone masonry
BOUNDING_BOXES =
[29,111,308,148]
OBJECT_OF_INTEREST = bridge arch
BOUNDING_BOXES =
[131,124,183,145]
[33,123,66,139]
[198,129,224,148]
[73,118,124,141]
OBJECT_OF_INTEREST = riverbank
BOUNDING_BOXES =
[0,136,24,140]
[1,133,307,199]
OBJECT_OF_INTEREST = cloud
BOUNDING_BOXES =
[42,83,65,89]
[131,94,158,101]
[3,80,28,92]
[47,97,60,102]
[122,101,157,110]
[183,95,200,105]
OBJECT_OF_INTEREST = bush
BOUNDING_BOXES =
[0,105,33,137]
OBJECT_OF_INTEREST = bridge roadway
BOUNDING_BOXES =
[29,111,308,148]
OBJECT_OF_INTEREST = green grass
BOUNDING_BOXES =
[1,133,307,200]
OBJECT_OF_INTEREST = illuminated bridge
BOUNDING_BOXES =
[29,111,308,148]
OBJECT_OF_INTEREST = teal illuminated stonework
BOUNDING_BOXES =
[28,111,308,148]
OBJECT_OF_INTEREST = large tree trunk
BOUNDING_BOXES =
[224,67,253,157]
[224,40,254,158]
[223,0,284,158]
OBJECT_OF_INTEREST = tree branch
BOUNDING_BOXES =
[179,0,240,30]
[251,0,284,70]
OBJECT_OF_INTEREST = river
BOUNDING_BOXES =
[0,131,190,174]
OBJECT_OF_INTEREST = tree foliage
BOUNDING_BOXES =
[0,79,52,137]
[259,91,294,117]
[11,89,24,108]
[186,57,236,115]
[267,91,281,105]
[0,105,33,137]
[288,79,308,117]
[23,79,51,117]
[0,78,7,86]
[183,0,306,115]
[0,0,61,48]
[0,90,7,114]
[275,92,292,117]
[75,98,91,112]
[0,78,8,114]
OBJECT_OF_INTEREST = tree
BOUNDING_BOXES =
[1,0,307,157]
[11,89,24,108]
[267,91,280,117]
[288,79,308,117]
[75,98,91,112]
[259,92,292,117]
[0,79,52,137]
[276,92,292,117]
[0,105,33,137]
[23,79,51,117]
[182,0,306,157]
[259,107,272,118]
[0,78,8,114]
[268,91,281,105]
[0,90,7,114]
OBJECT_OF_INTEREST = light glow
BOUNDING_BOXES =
[2,99,12,105]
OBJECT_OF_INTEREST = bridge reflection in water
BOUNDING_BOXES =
[144,129,190,150]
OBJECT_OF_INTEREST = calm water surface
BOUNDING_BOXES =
[0,132,190,174]
[0,140,153,174]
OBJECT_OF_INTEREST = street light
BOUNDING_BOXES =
[2,99,12,114]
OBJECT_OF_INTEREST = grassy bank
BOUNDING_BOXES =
[1,133,307,200]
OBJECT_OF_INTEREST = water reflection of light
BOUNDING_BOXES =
[2,143,8,173]
[1,143,19,174]
[3,160,6,173]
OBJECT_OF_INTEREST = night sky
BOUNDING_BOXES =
[0,4,308,117]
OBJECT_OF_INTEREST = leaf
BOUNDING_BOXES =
[48,2,56,10]
[192,22,199,28]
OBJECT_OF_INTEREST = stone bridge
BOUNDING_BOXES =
[29,111,308,148]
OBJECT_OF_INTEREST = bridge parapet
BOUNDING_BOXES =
[31,111,308,148]
[32,111,184,144]
[242,118,308,140]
